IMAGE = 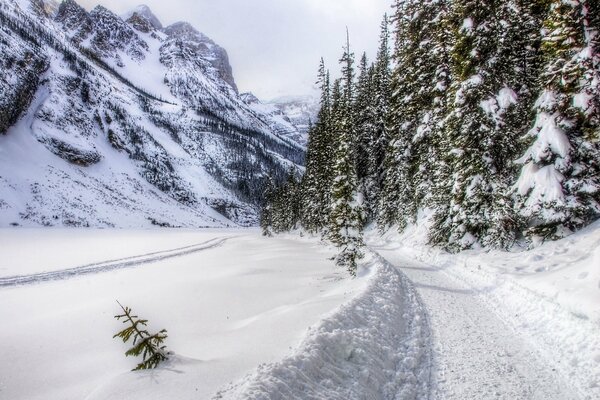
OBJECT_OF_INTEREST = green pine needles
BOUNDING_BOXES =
[113,302,169,371]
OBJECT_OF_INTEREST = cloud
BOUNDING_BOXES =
[77,0,392,99]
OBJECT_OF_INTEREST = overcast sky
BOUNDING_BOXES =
[78,0,393,100]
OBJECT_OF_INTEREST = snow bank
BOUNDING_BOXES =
[368,215,600,399]
[216,251,432,400]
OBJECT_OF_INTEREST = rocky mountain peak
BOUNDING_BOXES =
[240,92,261,105]
[126,12,155,33]
[163,21,238,93]
[29,0,60,18]
[86,4,149,65]
[55,0,93,42]
[124,4,163,31]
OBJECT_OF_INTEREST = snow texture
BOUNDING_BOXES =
[0,230,369,400]
[367,212,600,399]
[216,250,432,400]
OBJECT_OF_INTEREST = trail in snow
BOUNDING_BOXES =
[370,245,580,400]
[0,236,232,288]
[216,251,433,400]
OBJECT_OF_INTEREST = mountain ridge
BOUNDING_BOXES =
[0,0,304,228]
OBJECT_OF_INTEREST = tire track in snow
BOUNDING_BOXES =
[0,236,233,288]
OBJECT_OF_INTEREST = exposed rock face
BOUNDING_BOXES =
[88,6,149,64]
[125,4,163,30]
[0,18,49,134]
[240,92,260,105]
[241,93,317,147]
[163,22,238,94]
[29,0,59,18]
[54,0,93,43]
[126,12,155,34]
[268,95,319,143]
[56,3,149,66]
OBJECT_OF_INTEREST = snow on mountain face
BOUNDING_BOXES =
[0,0,304,228]
[123,4,163,30]
[268,96,319,145]
[56,1,150,67]
[241,92,312,147]
[163,21,238,94]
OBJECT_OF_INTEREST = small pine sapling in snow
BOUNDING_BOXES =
[113,301,169,370]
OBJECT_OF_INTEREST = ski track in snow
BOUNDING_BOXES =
[371,245,582,400]
[0,236,233,288]
[215,252,433,400]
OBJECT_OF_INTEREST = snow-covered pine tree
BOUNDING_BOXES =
[260,176,276,236]
[353,52,377,220]
[300,122,321,233]
[113,302,169,371]
[515,0,600,243]
[300,59,333,232]
[328,34,365,276]
[378,0,416,230]
[380,0,451,231]
[481,0,548,247]
[369,14,392,220]
[429,0,534,251]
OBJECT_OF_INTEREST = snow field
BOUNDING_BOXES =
[0,229,371,400]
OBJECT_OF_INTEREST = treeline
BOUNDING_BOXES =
[261,0,600,272]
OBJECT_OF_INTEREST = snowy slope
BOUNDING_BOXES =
[241,92,308,147]
[0,0,304,228]
[267,95,320,145]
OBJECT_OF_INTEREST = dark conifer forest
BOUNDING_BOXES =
[261,0,600,271]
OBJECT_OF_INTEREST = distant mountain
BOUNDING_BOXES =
[0,0,304,228]
[267,95,319,145]
[241,92,309,147]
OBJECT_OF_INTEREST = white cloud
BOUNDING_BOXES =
[78,0,392,99]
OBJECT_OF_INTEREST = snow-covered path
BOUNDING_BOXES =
[0,236,233,287]
[370,246,579,400]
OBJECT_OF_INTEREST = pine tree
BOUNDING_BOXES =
[260,176,276,236]
[429,0,540,251]
[113,302,169,371]
[300,59,333,232]
[369,14,392,219]
[380,0,452,231]
[353,52,377,220]
[328,33,365,276]
[514,0,600,243]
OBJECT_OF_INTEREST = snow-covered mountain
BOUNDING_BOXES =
[267,95,319,145]
[0,0,304,228]
[240,92,309,147]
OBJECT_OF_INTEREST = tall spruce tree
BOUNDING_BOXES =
[380,0,452,231]
[328,33,364,275]
[300,59,332,232]
[353,53,377,220]
[369,15,392,222]
[515,0,600,243]
[429,0,535,251]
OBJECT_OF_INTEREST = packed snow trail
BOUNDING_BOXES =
[0,236,232,287]
[370,245,579,400]
[215,252,433,400]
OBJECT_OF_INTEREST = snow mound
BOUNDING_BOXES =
[216,253,432,399]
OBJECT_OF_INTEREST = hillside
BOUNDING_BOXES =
[0,0,305,228]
